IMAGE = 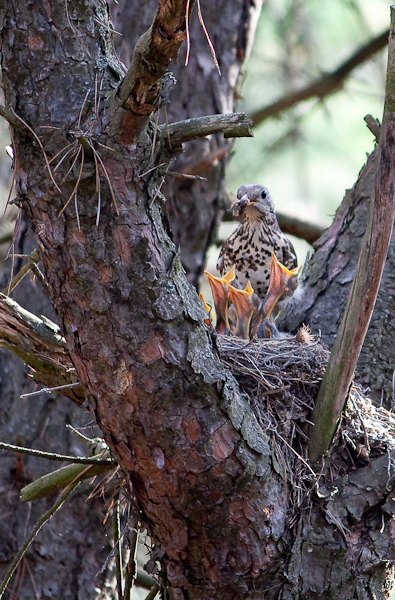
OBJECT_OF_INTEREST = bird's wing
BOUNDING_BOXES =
[216,228,240,274]
[281,236,298,270]
[216,248,225,274]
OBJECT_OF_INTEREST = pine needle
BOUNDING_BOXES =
[59,147,85,217]
[10,108,61,192]
[196,0,221,76]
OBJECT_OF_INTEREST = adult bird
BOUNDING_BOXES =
[217,184,297,299]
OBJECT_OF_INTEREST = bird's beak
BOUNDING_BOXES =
[228,281,258,339]
[230,193,250,211]
[204,270,232,334]
[199,293,212,327]
[263,253,299,319]
[221,264,236,284]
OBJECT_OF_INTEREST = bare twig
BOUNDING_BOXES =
[0,482,80,599]
[0,441,115,465]
[144,583,160,600]
[364,114,381,141]
[164,170,207,181]
[20,382,81,398]
[308,12,395,465]
[113,492,124,600]
[160,112,253,146]
[250,29,389,127]
[122,513,140,600]
[20,461,111,503]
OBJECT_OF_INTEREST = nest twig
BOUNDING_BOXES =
[217,331,395,510]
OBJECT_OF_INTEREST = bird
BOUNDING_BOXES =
[217,184,297,299]
[228,280,260,339]
[252,252,299,338]
[203,255,299,339]
[204,265,236,334]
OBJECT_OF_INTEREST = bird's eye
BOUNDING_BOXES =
[261,189,267,199]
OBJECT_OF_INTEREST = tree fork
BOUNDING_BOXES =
[308,18,395,464]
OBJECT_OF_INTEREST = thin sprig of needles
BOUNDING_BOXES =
[59,146,85,217]
[10,108,61,192]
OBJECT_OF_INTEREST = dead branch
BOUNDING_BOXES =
[0,294,88,405]
[250,28,389,127]
[364,113,381,141]
[108,0,196,141]
[160,113,253,147]
[308,13,395,464]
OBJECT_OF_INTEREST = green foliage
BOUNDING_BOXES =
[229,0,389,225]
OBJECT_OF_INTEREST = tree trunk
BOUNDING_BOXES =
[110,0,262,286]
[0,226,115,600]
[1,2,395,599]
[280,147,395,406]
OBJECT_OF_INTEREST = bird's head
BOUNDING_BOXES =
[230,184,276,224]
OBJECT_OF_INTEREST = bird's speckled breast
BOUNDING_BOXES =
[218,220,296,298]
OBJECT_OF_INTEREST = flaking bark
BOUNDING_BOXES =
[2,1,395,599]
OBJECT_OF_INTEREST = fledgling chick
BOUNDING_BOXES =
[251,253,299,339]
[204,266,236,334]
[228,281,260,339]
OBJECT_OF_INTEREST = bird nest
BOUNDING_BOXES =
[217,330,395,496]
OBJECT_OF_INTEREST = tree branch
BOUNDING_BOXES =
[308,13,395,465]
[0,103,23,130]
[0,294,88,405]
[108,0,196,141]
[250,28,389,127]
[160,113,253,147]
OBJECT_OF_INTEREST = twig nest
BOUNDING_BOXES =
[218,332,395,482]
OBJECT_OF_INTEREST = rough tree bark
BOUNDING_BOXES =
[280,146,395,407]
[2,2,395,600]
[110,0,262,286]
[0,228,115,600]
[0,2,261,598]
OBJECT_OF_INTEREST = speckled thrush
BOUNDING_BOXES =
[217,184,297,299]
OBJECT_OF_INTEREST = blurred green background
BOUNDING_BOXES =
[207,0,390,280]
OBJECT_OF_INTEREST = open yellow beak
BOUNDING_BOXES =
[204,266,236,334]
[228,281,258,339]
[263,253,298,319]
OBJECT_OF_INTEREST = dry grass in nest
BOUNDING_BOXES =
[217,329,395,507]
[218,330,329,439]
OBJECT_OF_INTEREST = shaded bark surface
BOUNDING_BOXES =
[280,148,395,405]
[0,225,114,600]
[1,2,395,600]
[110,0,262,287]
